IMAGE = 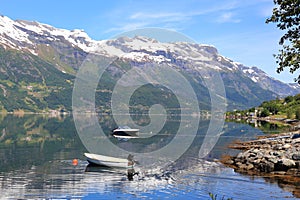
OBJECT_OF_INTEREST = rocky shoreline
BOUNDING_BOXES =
[221,132,300,197]
[223,132,300,175]
[221,131,300,198]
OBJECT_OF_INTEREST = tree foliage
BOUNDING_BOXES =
[266,0,300,83]
[286,109,294,118]
[260,108,271,117]
[296,108,300,119]
[226,93,300,119]
[284,95,294,103]
[261,100,281,114]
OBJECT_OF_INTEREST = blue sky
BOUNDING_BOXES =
[0,0,295,83]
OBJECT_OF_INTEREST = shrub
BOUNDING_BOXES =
[260,108,270,117]
[287,109,294,119]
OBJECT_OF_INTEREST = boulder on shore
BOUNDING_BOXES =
[223,132,300,176]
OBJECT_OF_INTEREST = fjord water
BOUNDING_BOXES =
[0,114,298,199]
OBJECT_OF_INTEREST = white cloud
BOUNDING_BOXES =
[130,12,184,20]
[105,12,190,34]
[129,1,239,22]
[216,12,241,23]
[102,0,256,35]
[104,22,150,33]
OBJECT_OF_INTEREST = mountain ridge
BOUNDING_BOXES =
[0,15,299,112]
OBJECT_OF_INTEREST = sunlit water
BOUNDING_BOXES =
[0,115,298,199]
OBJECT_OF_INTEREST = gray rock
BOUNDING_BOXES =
[247,164,254,170]
[248,157,256,164]
[283,144,291,149]
[252,149,260,154]
[282,158,296,167]
[225,159,234,165]
[239,164,248,170]
[248,153,256,158]
[271,171,286,175]
[253,158,262,165]
[259,161,274,173]
[273,144,282,150]
[268,157,279,164]
[257,152,264,159]
[274,158,296,171]
[292,153,300,160]
[228,132,300,174]
[286,168,298,175]
[263,144,271,149]
[292,138,300,144]
[237,152,244,159]
[285,138,292,143]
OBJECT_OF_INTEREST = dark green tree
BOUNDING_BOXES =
[266,0,300,83]
[295,93,300,101]
[284,95,294,103]
[287,109,294,119]
[261,101,281,114]
[261,108,270,117]
[296,108,300,119]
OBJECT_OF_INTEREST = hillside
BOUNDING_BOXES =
[227,94,300,121]
[0,15,299,112]
[0,46,74,112]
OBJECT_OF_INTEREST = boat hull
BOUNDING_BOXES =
[112,128,139,137]
[84,153,133,168]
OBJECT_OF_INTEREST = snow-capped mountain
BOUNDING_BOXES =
[239,65,299,97]
[0,14,224,68]
[0,15,299,111]
[0,15,95,52]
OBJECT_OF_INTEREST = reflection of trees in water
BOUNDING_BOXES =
[227,119,290,134]
[0,115,297,199]
[0,115,85,172]
[0,114,74,145]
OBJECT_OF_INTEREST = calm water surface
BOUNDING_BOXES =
[0,114,298,199]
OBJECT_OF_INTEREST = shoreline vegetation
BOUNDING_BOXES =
[226,94,300,122]
[223,94,300,197]
[0,109,70,118]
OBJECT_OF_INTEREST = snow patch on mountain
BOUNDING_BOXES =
[0,15,300,97]
[0,15,96,53]
[122,52,170,63]
[0,16,226,68]
[0,16,33,48]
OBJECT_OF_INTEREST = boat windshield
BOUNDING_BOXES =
[117,126,132,129]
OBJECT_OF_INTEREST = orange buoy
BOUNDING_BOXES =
[72,159,78,166]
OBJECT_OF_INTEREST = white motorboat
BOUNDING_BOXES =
[84,153,134,168]
[112,126,139,138]
[112,135,139,139]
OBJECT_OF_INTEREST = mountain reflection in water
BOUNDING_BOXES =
[0,114,298,199]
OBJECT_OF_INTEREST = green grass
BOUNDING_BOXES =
[209,192,233,200]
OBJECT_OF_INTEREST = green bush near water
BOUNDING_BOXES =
[209,192,233,200]
[227,94,300,119]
